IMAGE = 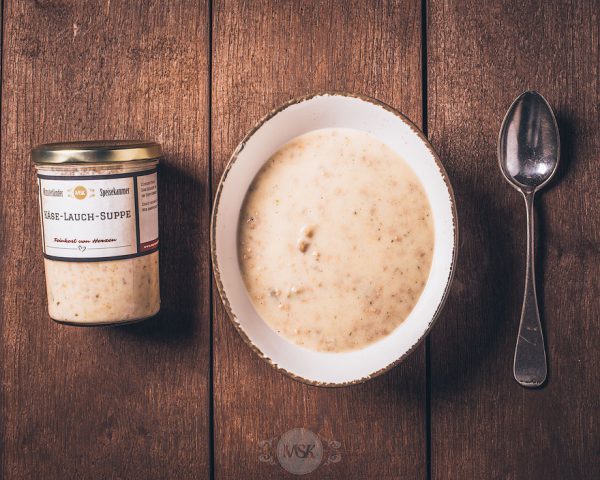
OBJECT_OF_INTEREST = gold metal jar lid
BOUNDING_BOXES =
[32,140,162,164]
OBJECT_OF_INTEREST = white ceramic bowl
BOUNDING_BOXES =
[211,93,457,386]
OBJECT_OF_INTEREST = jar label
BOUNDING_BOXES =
[37,170,159,261]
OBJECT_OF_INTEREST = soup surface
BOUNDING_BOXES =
[238,128,434,352]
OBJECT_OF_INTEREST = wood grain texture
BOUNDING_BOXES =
[211,0,425,478]
[0,1,211,479]
[427,0,600,478]
[2,0,599,478]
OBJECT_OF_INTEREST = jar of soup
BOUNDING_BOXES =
[32,141,161,326]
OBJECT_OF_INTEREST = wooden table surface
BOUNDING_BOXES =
[1,1,598,478]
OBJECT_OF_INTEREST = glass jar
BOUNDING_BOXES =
[32,141,161,326]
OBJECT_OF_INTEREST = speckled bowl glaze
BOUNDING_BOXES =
[211,92,457,386]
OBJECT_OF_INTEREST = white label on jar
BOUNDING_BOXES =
[37,169,159,261]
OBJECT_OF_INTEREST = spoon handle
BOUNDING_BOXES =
[514,192,547,387]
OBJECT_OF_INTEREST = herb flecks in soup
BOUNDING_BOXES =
[238,128,434,352]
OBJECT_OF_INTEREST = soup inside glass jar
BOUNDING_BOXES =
[33,141,161,326]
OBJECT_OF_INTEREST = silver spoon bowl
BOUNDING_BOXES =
[498,91,560,387]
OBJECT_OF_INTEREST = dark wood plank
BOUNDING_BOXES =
[0,1,211,478]
[428,0,600,478]
[212,1,425,478]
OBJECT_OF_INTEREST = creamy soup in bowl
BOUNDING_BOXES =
[212,93,456,385]
[238,128,434,352]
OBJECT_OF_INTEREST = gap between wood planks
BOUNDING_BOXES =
[208,1,215,480]
[421,0,432,479]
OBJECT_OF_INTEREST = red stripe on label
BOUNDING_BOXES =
[140,238,159,252]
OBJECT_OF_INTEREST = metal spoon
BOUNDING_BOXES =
[497,91,560,388]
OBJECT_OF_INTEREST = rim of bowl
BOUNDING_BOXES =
[210,91,459,387]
